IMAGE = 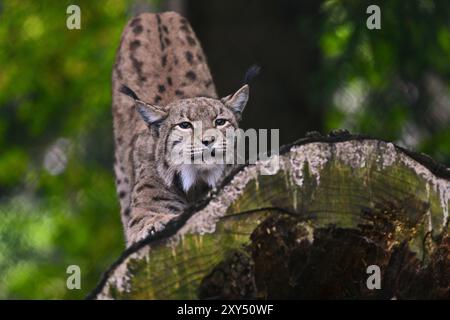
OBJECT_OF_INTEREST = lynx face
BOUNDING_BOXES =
[120,84,249,192]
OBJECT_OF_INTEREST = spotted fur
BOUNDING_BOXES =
[112,12,250,246]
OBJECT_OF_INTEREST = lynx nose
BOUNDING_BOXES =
[202,136,215,146]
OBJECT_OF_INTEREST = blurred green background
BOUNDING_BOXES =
[0,0,449,299]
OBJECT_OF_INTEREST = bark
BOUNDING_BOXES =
[88,132,449,299]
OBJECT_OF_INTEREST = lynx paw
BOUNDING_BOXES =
[126,210,179,245]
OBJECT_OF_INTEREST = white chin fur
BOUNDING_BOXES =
[179,164,224,193]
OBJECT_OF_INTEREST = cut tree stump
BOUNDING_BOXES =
[88,133,449,299]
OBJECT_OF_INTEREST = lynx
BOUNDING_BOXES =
[112,12,255,245]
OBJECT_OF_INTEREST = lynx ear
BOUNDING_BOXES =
[222,84,249,116]
[136,102,167,125]
[119,85,167,125]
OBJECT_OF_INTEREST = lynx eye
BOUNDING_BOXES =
[178,121,192,129]
[214,118,227,126]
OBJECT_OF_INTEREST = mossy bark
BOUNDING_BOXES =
[88,134,449,300]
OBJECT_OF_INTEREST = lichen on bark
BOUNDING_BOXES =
[89,135,449,300]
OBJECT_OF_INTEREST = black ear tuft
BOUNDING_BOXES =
[243,64,261,85]
[119,84,139,100]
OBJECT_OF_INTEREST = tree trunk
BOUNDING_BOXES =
[88,133,449,299]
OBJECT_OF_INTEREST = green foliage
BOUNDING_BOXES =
[320,0,450,164]
[0,0,145,299]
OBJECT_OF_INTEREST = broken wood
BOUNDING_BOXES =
[88,133,449,299]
